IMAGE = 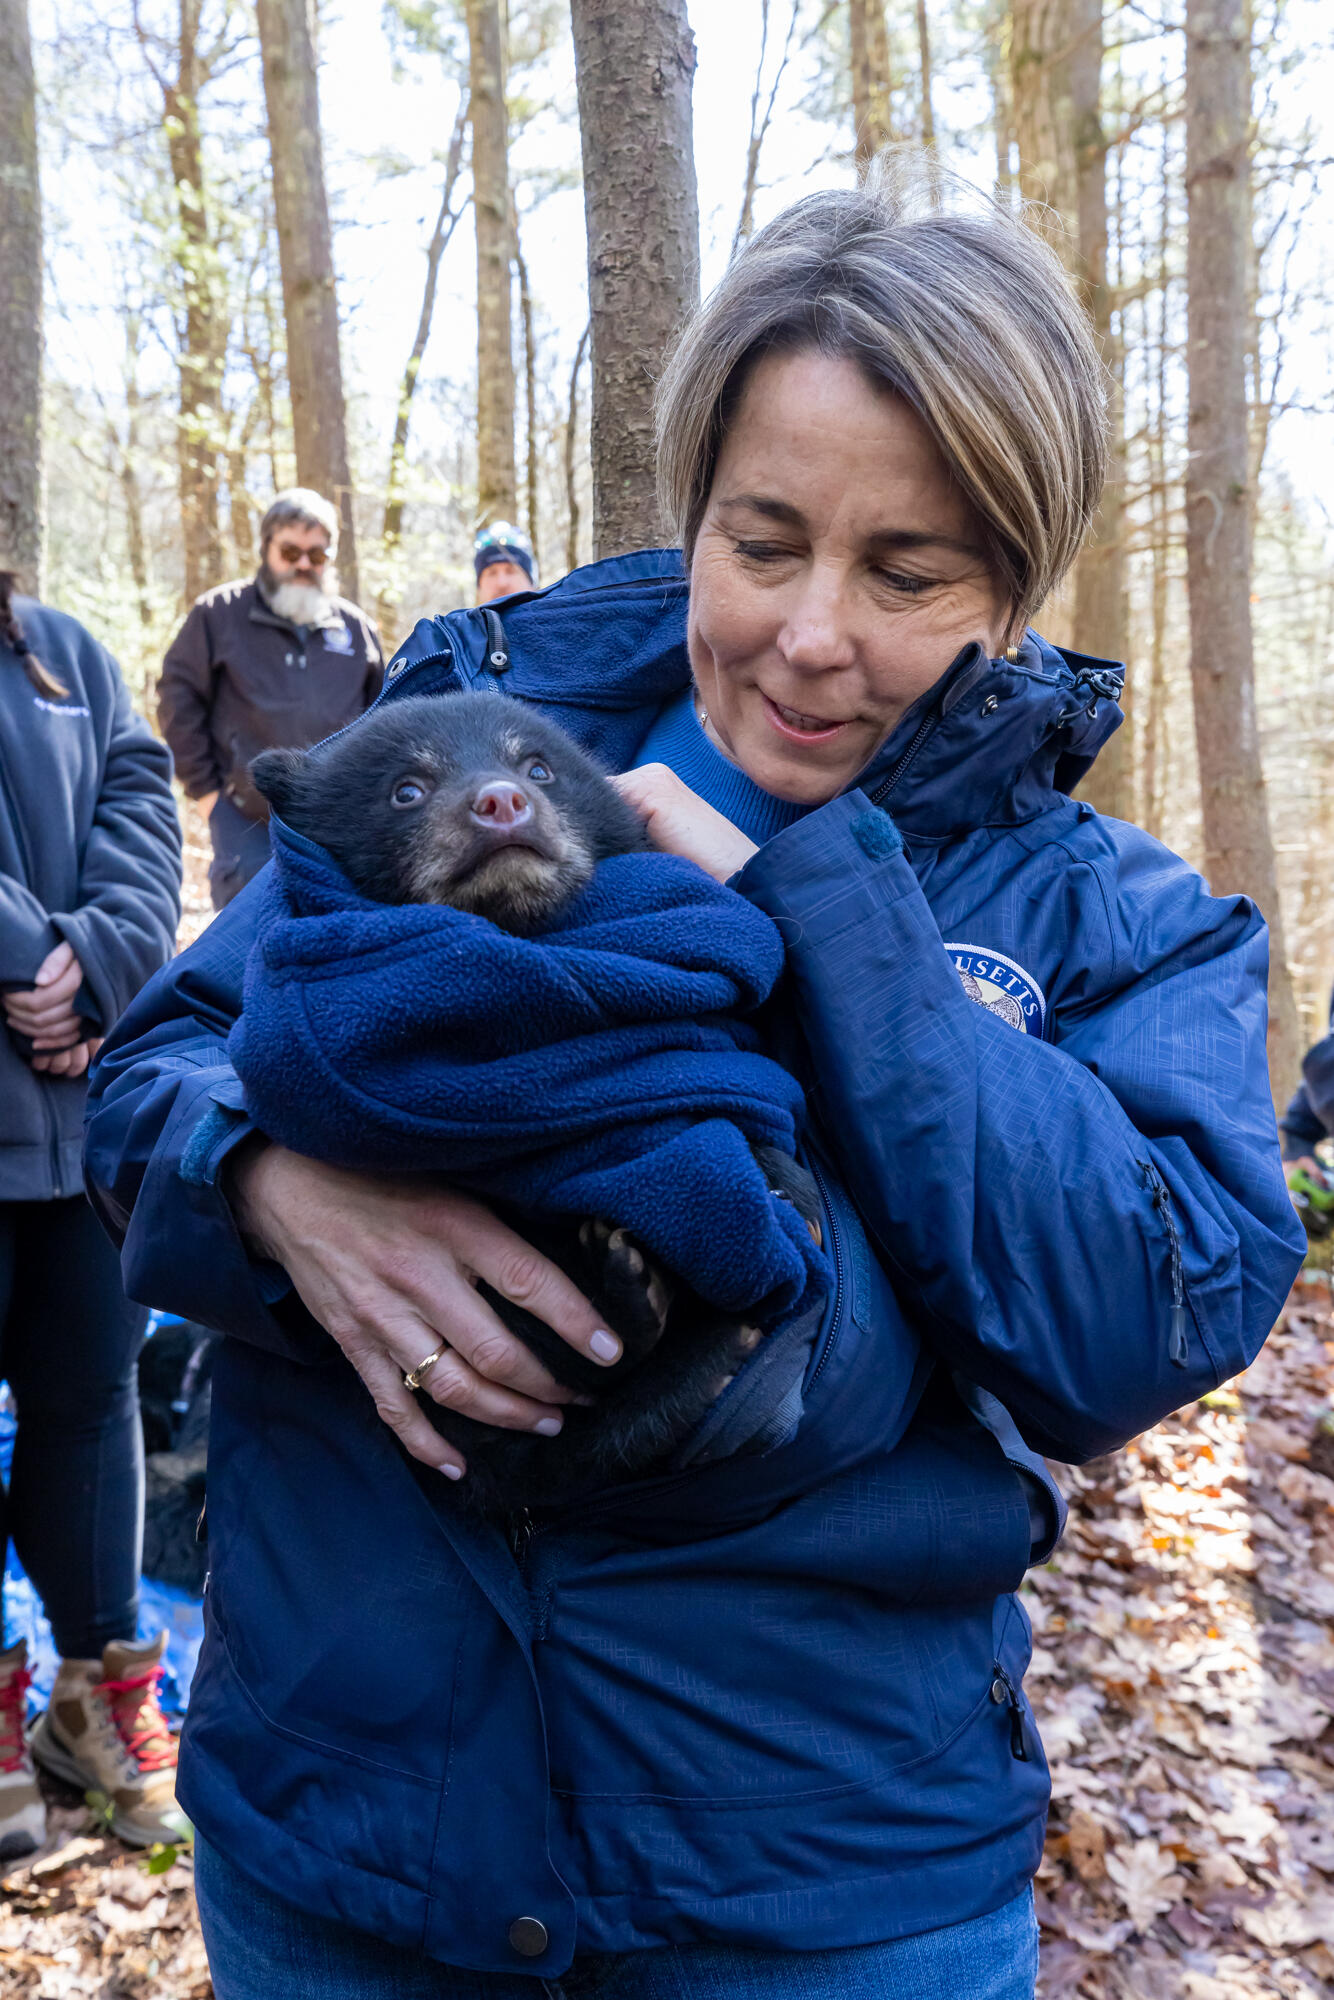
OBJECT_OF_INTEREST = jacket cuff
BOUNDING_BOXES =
[178,1076,294,1308]
[731,790,908,941]
[123,1069,312,1354]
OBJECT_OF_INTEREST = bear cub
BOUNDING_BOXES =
[251,691,651,933]
[250,692,819,1518]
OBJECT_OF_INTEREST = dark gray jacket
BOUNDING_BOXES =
[0,598,180,1199]
[158,577,383,822]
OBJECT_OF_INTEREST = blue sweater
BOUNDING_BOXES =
[634,684,812,846]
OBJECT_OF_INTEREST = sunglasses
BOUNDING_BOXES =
[276,543,329,569]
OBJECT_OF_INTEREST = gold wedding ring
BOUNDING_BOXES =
[403,1342,447,1392]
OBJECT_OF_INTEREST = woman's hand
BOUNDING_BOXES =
[611,764,757,884]
[227,1143,624,1479]
[4,939,86,1054]
[30,1036,102,1078]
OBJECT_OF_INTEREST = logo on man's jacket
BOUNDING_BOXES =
[943,943,1046,1035]
[32,695,91,717]
[322,624,354,656]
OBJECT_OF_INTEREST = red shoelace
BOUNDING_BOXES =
[96,1665,178,1775]
[0,1661,32,1774]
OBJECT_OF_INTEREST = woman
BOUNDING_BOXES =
[86,165,1303,1996]
[0,577,182,1857]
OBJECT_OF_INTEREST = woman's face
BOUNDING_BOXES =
[687,347,1013,805]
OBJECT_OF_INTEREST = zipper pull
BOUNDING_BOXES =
[990,1667,1030,1761]
[508,1508,534,1565]
[1143,1161,1190,1367]
[1169,1305,1189,1366]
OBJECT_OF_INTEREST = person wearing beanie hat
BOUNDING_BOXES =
[474,521,536,605]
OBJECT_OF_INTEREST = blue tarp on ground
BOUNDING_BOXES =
[0,1311,205,1718]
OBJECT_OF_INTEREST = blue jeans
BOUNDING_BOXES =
[194,1835,1038,2000]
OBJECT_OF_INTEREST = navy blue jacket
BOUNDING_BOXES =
[1,599,180,1199]
[84,551,1302,1972]
[1281,986,1334,1158]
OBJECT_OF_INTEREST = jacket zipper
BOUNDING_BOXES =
[804,1152,846,1391]
[1141,1160,1189,1365]
[990,1664,1031,1760]
[867,706,940,808]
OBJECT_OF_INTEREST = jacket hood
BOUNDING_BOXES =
[384,549,1124,840]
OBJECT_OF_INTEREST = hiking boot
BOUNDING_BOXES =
[29,1632,189,1849]
[0,1639,46,1861]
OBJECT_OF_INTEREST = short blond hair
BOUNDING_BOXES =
[656,154,1107,628]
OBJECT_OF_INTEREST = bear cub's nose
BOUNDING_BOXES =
[471,782,532,829]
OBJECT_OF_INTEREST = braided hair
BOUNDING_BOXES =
[0,572,69,700]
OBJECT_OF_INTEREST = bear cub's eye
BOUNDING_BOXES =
[525,757,554,783]
[391,777,427,807]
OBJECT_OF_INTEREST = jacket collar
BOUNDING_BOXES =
[385,549,1124,838]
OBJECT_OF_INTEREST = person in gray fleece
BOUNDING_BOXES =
[0,574,182,1859]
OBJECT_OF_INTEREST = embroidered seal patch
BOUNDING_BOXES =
[943,943,1046,1036]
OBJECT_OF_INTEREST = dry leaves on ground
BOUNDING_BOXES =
[1032,1273,1334,1998]
[0,1798,208,1999]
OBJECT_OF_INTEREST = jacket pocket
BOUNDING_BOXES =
[540,1547,1008,1807]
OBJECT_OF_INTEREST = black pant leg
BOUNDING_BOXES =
[0,1205,16,1631]
[1,1195,146,1659]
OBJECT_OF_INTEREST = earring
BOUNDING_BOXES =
[1004,646,1020,663]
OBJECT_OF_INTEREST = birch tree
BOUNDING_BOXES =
[570,0,699,558]
[1185,0,1300,1099]
[0,0,43,590]
[256,0,360,598]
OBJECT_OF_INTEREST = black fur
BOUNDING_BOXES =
[250,694,820,1518]
[252,692,650,932]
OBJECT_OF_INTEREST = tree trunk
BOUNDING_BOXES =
[156,0,228,607]
[1069,0,1132,817]
[985,0,1015,194]
[1012,0,1132,815]
[1185,0,1300,1106]
[565,322,590,575]
[382,94,468,553]
[513,221,541,571]
[467,0,516,524]
[118,317,153,627]
[915,0,936,147]
[849,0,893,176]
[1010,0,1077,249]
[1143,150,1170,846]
[734,0,800,253]
[0,0,43,592]
[256,0,359,600]
[570,0,700,559]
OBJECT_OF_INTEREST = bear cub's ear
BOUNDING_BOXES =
[250,746,309,821]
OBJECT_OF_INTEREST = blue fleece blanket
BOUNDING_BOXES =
[230,832,829,1322]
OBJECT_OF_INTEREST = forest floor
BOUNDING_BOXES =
[2,812,1331,1996]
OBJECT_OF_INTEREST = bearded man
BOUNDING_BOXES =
[158,490,384,909]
